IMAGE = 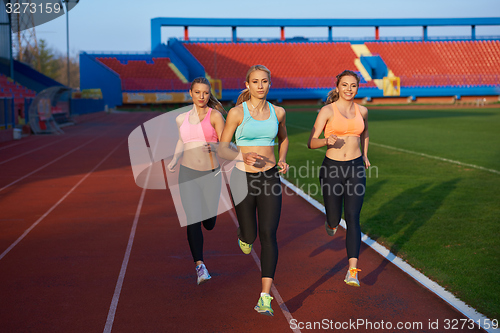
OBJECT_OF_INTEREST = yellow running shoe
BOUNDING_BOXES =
[238,238,252,254]
[344,267,361,287]
[254,294,274,316]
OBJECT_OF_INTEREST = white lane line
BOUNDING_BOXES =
[0,136,102,193]
[103,167,150,333]
[0,140,61,165]
[221,196,301,333]
[0,141,125,261]
[280,177,498,333]
[0,140,29,151]
[289,121,500,175]
[369,142,500,175]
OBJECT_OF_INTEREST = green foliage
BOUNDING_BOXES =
[38,39,62,79]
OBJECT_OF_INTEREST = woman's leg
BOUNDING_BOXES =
[256,167,282,284]
[343,158,366,263]
[319,158,344,229]
[179,166,212,264]
[342,157,366,286]
[230,168,258,245]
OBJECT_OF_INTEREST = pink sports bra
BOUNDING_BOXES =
[179,108,218,143]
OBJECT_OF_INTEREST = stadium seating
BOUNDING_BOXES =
[366,40,500,87]
[184,42,377,89]
[96,57,190,91]
[92,41,499,94]
[0,74,36,99]
[0,74,37,123]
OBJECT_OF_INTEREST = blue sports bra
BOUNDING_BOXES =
[235,102,279,146]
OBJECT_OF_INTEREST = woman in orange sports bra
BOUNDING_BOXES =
[307,70,370,287]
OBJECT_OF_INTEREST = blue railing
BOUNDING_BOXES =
[179,35,500,43]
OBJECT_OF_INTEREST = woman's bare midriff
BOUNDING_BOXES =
[236,145,276,173]
[325,135,362,161]
[181,142,219,171]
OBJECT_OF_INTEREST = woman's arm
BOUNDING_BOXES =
[218,107,263,166]
[307,105,337,149]
[167,114,185,172]
[275,106,289,174]
[205,110,226,153]
[359,105,370,168]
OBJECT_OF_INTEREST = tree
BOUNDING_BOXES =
[37,39,61,79]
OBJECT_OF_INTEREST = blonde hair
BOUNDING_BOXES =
[190,77,226,114]
[325,70,361,105]
[236,65,272,106]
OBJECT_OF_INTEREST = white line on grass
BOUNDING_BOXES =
[221,196,301,333]
[280,177,499,333]
[0,141,124,261]
[369,142,500,175]
[289,122,500,175]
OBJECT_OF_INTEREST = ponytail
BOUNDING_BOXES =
[236,88,251,106]
[207,93,226,115]
[325,90,339,104]
[325,70,361,105]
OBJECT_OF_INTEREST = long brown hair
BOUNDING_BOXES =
[325,70,360,105]
[236,65,272,106]
[190,77,226,114]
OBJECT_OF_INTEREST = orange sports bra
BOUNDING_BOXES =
[324,102,365,138]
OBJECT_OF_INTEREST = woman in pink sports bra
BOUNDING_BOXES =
[307,70,370,287]
[167,77,226,285]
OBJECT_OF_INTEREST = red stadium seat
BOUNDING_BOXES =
[96,57,188,91]
[185,42,359,89]
[366,40,500,87]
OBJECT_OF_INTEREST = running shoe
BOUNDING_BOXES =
[254,294,274,316]
[344,267,361,287]
[196,263,211,285]
[325,221,339,236]
[238,238,252,254]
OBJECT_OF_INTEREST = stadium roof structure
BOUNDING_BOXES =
[151,17,500,50]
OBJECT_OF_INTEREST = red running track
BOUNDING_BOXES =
[0,112,485,332]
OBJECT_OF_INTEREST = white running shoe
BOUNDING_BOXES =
[196,263,211,285]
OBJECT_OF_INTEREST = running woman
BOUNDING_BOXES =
[167,77,226,285]
[307,70,370,287]
[218,65,289,316]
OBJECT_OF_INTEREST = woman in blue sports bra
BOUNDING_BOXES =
[218,65,289,317]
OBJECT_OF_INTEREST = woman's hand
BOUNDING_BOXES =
[277,160,289,174]
[363,156,371,169]
[167,159,177,172]
[202,143,217,153]
[326,134,338,146]
[243,152,263,166]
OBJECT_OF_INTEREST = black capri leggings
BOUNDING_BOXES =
[179,165,221,263]
[319,156,366,259]
[230,166,282,279]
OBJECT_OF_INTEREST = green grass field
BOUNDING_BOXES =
[282,107,500,319]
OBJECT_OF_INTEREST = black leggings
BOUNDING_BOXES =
[319,156,366,259]
[179,165,221,263]
[230,166,282,279]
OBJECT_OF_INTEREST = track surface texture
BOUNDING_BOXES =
[0,112,485,332]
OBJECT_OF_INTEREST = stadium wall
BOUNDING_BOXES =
[80,53,122,108]
[166,38,205,81]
